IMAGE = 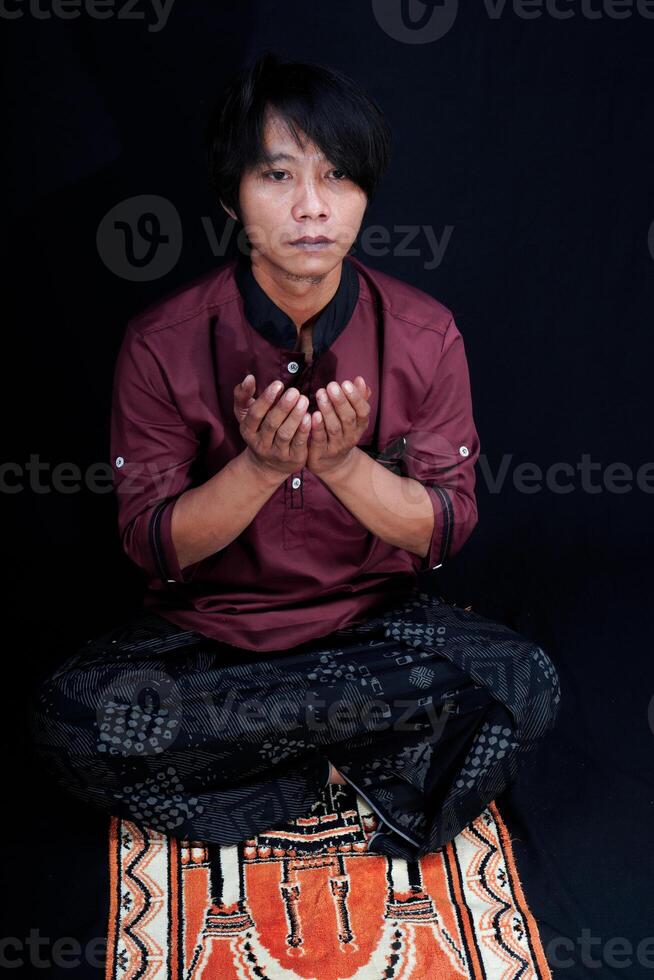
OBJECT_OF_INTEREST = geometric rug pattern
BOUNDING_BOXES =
[105,782,551,978]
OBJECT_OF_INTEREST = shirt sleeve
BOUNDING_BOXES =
[110,324,201,587]
[401,316,480,572]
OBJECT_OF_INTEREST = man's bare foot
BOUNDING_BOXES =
[327,761,347,784]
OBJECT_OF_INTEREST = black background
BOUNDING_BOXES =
[3,1,653,976]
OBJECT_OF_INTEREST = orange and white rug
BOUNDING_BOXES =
[105,782,551,979]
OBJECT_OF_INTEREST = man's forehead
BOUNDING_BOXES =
[262,113,326,163]
[263,147,328,165]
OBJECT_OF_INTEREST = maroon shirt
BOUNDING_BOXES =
[110,253,481,652]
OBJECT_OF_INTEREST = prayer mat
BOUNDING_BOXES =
[105,781,552,979]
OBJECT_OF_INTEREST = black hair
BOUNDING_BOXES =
[205,52,392,224]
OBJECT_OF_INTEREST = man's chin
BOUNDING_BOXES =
[276,248,343,282]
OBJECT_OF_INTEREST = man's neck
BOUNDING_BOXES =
[249,255,342,334]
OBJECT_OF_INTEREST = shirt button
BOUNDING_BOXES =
[291,476,302,489]
[458,445,469,457]
[115,456,125,468]
[287,361,300,374]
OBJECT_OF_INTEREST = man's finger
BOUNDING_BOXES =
[235,374,255,400]
[341,380,371,424]
[240,380,284,438]
[310,411,327,443]
[316,386,345,437]
[353,376,372,398]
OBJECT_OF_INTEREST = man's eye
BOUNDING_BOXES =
[262,169,348,182]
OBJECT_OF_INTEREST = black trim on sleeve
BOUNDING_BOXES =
[359,433,407,476]
[426,484,453,566]
[148,498,175,586]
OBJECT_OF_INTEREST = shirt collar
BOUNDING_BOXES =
[234,252,360,357]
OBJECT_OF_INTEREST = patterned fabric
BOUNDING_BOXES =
[104,789,554,978]
[29,591,561,864]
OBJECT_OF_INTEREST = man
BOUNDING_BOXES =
[30,54,560,861]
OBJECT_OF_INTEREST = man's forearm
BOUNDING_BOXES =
[319,448,434,558]
[170,444,433,572]
[170,448,285,571]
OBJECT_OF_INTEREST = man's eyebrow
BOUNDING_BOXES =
[266,152,297,163]
[261,150,327,164]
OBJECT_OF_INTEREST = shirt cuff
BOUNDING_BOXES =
[148,495,198,586]
[417,484,454,572]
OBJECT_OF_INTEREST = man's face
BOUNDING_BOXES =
[223,109,368,278]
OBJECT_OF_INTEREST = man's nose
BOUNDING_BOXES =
[292,177,330,219]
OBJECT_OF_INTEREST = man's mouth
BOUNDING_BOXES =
[289,237,334,250]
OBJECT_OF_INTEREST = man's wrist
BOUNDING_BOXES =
[240,447,288,490]
[315,447,362,487]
